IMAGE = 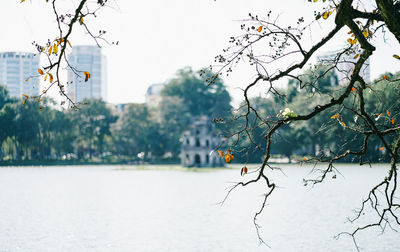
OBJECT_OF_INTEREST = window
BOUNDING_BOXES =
[196,138,200,147]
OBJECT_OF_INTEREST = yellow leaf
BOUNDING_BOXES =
[23,99,27,104]
[313,0,318,2]
[38,68,44,75]
[257,26,262,32]
[83,71,91,82]
[347,30,353,34]
[240,166,248,176]
[48,73,54,83]
[322,12,328,19]
[44,75,47,81]
[330,114,339,119]
[48,45,52,55]
[225,153,234,163]
[22,94,29,98]
[379,147,385,150]
[25,78,28,82]
[393,54,400,60]
[363,30,369,38]
[67,40,72,48]
[53,43,58,54]
[353,54,360,59]
[340,121,346,127]
[79,17,84,25]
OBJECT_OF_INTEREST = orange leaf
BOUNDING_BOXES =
[225,153,234,163]
[330,114,339,119]
[392,118,395,125]
[22,94,29,98]
[241,166,248,176]
[48,73,54,83]
[383,75,388,80]
[83,71,90,82]
[79,17,84,25]
[386,110,390,116]
[379,147,385,150]
[303,157,307,161]
[257,26,262,32]
[48,45,53,55]
[38,68,44,75]
[351,88,356,91]
[217,150,223,158]
[40,107,43,111]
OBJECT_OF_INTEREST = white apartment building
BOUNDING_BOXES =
[0,52,40,98]
[67,45,107,103]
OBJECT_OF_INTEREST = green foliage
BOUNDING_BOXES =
[161,67,232,117]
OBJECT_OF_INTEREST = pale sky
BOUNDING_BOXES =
[1,0,399,106]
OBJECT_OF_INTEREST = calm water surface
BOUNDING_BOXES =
[0,164,398,252]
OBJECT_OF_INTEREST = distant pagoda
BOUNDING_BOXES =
[181,116,223,167]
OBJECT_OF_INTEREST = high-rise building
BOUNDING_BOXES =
[0,52,40,98]
[67,45,107,103]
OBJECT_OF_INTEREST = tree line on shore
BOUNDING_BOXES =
[0,67,398,164]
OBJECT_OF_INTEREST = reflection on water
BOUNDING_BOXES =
[0,165,398,252]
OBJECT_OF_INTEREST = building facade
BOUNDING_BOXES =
[145,83,164,107]
[0,52,40,98]
[67,45,107,103]
[181,116,223,167]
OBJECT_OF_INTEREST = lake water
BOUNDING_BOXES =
[0,164,398,252]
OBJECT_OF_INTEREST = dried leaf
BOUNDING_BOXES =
[40,107,43,111]
[67,40,72,48]
[48,73,54,83]
[394,54,400,60]
[225,153,234,163]
[240,166,248,176]
[353,54,360,59]
[83,71,90,82]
